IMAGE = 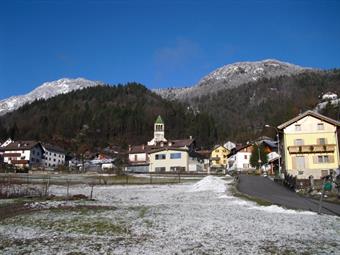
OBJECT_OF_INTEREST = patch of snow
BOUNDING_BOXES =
[248,205,317,215]
[188,176,227,193]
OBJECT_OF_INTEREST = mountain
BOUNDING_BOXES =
[0,78,102,116]
[154,59,311,101]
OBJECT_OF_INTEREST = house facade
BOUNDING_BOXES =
[42,144,66,169]
[210,145,229,169]
[278,110,340,179]
[149,148,189,173]
[2,141,44,168]
[228,144,254,172]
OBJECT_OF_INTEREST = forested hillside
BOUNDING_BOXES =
[188,70,340,142]
[0,83,217,152]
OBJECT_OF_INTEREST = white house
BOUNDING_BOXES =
[227,144,255,172]
[149,148,189,173]
[1,138,13,148]
[224,141,236,151]
[2,141,44,168]
[322,92,338,101]
[42,143,66,169]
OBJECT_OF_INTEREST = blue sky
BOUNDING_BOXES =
[1,0,340,99]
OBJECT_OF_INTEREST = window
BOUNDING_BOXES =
[155,167,166,173]
[170,153,181,159]
[244,155,248,159]
[295,156,305,169]
[295,124,301,131]
[317,138,326,145]
[294,139,304,146]
[134,155,138,161]
[216,150,219,153]
[317,155,329,163]
[317,123,324,130]
[156,124,163,131]
[155,154,166,160]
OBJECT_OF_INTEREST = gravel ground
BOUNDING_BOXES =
[0,176,339,255]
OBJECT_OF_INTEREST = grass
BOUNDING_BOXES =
[2,207,130,236]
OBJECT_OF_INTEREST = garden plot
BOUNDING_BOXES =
[0,176,339,254]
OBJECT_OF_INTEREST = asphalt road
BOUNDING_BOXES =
[237,175,340,216]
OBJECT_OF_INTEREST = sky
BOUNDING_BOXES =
[1,0,340,99]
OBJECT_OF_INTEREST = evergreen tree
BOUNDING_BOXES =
[250,143,268,169]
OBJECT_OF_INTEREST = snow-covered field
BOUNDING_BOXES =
[0,176,339,254]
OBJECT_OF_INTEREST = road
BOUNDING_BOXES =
[237,175,340,216]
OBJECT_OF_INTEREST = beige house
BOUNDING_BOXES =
[149,148,189,173]
[278,110,340,179]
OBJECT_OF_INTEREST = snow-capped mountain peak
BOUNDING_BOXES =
[0,78,102,115]
[154,59,312,100]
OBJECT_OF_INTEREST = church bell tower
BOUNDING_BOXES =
[148,115,167,145]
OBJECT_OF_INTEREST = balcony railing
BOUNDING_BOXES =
[288,144,336,154]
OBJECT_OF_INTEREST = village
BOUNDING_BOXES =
[0,106,340,254]
[1,93,340,194]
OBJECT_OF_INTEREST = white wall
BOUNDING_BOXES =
[129,152,147,162]
[43,149,65,169]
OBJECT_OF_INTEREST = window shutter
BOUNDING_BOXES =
[292,156,296,169]
[329,155,335,163]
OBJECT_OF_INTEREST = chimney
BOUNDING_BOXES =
[142,144,145,150]
[128,145,131,152]
[160,142,164,147]
[189,135,192,140]
[18,143,21,148]
[168,141,172,146]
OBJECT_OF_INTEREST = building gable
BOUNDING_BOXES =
[282,115,337,134]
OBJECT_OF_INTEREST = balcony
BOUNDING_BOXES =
[288,144,336,154]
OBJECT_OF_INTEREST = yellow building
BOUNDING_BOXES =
[149,148,189,173]
[211,145,230,169]
[278,110,340,179]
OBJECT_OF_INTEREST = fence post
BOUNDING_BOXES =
[90,183,94,200]
[66,179,70,200]
[150,174,152,184]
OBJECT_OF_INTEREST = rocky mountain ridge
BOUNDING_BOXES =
[154,59,313,101]
[0,78,102,116]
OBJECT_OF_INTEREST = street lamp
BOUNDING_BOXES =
[265,124,282,178]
